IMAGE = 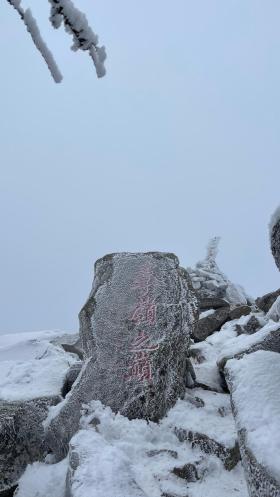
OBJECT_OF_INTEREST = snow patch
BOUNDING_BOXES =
[227,351,280,484]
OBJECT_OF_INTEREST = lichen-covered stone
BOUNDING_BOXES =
[46,252,198,459]
[0,396,60,495]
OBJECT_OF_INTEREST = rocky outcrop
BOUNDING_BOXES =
[0,396,60,495]
[270,206,280,272]
[256,289,280,313]
[225,351,280,496]
[46,252,198,460]
[188,237,249,306]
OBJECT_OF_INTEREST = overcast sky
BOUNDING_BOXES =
[1,0,280,333]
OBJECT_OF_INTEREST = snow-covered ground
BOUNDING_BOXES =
[0,330,78,401]
[227,350,280,485]
[16,398,247,497]
[0,327,251,497]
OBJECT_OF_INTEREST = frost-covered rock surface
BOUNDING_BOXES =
[226,351,280,496]
[0,396,61,494]
[188,237,250,306]
[46,252,198,459]
[270,205,280,272]
[0,330,78,495]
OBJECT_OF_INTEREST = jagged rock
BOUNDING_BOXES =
[256,288,280,313]
[61,363,83,397]
[217,324,280,372]
[46,252,198,460]
[0,396,60,495]
[192,307,230,342]
[229,305,251,320]
[198,297,230,310]
[174,428,240,470]
[172,463,199,481]
[51,334,84,360]
[270,206,280,272]
[225,351,280,497]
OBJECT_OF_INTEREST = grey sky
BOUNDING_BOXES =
[1,0,279,333]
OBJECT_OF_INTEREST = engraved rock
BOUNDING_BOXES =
[46,252,198,459]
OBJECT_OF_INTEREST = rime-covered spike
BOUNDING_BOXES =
[206,236,221,262]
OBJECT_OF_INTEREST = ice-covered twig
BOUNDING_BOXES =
[49,0,107,78]
[7,0,63,83]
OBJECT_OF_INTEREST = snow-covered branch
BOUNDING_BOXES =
[7,0,63,83]
[49,0,106,78]
[6,0,106,82]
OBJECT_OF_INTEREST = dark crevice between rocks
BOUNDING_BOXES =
[0,486,18,497]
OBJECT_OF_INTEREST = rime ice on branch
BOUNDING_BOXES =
[49,0,106,78]
[6,0,106,82]
[7,0,62,82]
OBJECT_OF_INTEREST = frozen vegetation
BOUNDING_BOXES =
[6,0,106,82]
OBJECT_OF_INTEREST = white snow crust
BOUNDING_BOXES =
[0,330,77,401]
[227,351,280,484]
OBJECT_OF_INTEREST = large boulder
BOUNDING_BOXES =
[0,396,60,495]
[46,252,198,459]
[270,206,280,272]
[225,351,280,496]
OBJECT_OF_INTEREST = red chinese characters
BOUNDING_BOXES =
[126,264,159,383]
[126,331,159,382]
